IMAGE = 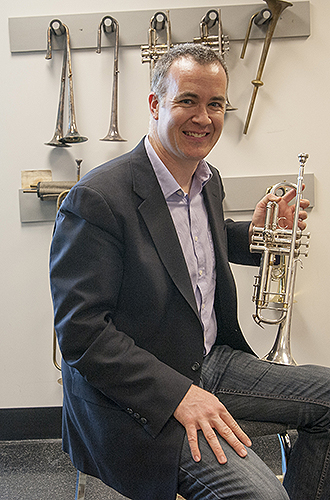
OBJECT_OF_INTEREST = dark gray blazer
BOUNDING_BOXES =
[49,139,258,500]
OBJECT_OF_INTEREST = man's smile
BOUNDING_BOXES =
[183,131,209,138]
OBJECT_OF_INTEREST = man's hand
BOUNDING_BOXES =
[249,188,310,243]
[173,384,251,464]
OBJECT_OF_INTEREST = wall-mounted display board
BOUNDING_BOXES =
[9,2,310,53]
[19,172,314,222]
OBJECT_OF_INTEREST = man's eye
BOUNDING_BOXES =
[210,101,224,109]
[180,99,193,105]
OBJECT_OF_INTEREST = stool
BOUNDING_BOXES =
[237,420,292,477]
[75,421,291,499]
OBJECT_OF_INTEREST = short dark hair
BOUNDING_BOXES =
[150,43,228,100]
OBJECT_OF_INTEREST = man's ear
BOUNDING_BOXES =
[148,93,159,120]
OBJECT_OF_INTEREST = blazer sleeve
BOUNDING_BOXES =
[225,218,261,267]
[49,183,192,439]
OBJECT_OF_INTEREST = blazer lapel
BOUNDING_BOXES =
[202,168,227,259]
[130,141,199,318]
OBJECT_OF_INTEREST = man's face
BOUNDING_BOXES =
[149,57,227,169]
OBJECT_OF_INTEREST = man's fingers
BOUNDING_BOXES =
[199,419,249,464]
[223,416,252,449]
[186,426,201,463]
[174,385,251,464]
[213,415,250,458]
[202,423,228,464]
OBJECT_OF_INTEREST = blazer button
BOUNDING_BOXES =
[133,412,141,420]
[191,361,201,372]
[140,417,148,425]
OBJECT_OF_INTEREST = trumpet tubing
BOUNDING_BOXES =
[193,9,237,111]
[250,153,310,365]
[97,16,126,142]
[141,11,172,85]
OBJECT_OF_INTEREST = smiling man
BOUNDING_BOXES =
[148,55,227,192]
[50,44,330,500]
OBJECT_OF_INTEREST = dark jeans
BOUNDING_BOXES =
[178,345,330,499]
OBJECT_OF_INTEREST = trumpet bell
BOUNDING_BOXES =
[261,319,298,366]
[45,134,71,147]
[100,127,127,142]
[62,130,88,144]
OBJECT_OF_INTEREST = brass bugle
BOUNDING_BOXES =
[250,154,310,365]
[193,9,237,111]
[141,11,172,86]
[97,16,126,142]
[45,19,88,146]
[242,0,293,134]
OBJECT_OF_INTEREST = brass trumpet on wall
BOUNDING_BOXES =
[45,19,88,146]
[193,8,237,111]
[97,16,126,142]
[250,154,310,365]
[241,0,293,134]
[141,10,172,86]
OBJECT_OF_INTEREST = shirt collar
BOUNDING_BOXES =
[145,135,213,200]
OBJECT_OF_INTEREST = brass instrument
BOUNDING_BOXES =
[241,0,293,134]
[141,11,172,85]
[97,16,126,142]
[250,154,310,365]
[45,19,88,146]
[193,8,237,111]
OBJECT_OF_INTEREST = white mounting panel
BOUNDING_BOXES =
[19,173,314,223]
[9,1,310,53]
[223,172,314,213]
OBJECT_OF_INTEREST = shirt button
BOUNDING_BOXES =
[191,361,201,372]
[199,270,203,276]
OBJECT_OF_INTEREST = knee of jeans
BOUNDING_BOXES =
[310,406,330,432]
[247,476,290,500]
[178,466,289,500]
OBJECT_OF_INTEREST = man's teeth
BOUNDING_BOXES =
[185,132,207,138]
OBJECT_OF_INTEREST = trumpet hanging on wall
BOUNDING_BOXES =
[193,8,237,111]
[96,15,126,142]
[45,19,88,146]
[141,10,172,86]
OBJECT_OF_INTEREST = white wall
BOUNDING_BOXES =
[1,0,329,409]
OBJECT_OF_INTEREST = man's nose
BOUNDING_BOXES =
[192,105,212,126]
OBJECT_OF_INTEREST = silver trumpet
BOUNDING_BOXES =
[141,10,172,86]
[97,16,126,142]
[45,19,88,146]
[250,154,310,365]
[193,8,237,111]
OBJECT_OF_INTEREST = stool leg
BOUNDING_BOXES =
[75,471,87,500]
[277,431,292,476]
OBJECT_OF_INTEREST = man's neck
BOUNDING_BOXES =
[148,134,198,195]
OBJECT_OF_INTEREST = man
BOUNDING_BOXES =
[50,44,330,500]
